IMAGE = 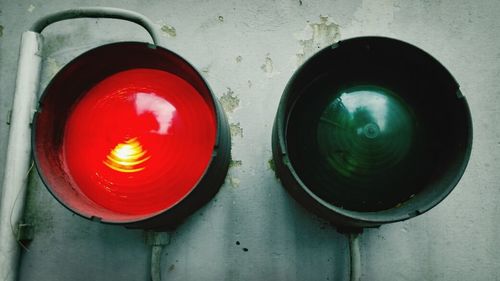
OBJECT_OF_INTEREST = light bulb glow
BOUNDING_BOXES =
[104,137,150,173]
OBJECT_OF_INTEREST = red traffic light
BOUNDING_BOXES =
[64,68,216,216]
[33,42,230,229]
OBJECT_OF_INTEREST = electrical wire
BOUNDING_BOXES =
[9,161,34,252]
[147,231,170,281]
[151,245,163,281]
[348,233,361,281]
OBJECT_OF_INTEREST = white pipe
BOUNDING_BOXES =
[0,31,43,281]
[31,7,160,45]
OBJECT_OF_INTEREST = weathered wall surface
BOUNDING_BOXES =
[0,0,499,280]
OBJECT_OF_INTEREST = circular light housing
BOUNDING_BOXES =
[272,37,472,228]
[33,42,230,229]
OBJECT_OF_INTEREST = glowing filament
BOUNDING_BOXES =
[104,138,150,173]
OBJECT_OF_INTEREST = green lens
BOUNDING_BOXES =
[317,85,414,181]
[275,37,472,226]
[286,77,428,211]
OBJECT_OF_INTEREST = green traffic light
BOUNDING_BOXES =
[274,37,472,226]
[287,81,426,211]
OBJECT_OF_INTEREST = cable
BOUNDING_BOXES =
[30,7,160,45]
[146,231,170,281]
[151,245,163,281]
[9,161,34,252]
[348,233,361,281]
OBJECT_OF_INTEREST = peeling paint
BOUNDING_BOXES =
[229,176,240,188]
[230,160,243,168]
[295,16,340,66]
[261,54,273,73]
[230,122,243,138]
[219,88,240,113]
[268,158,280,179]
[28,4,35,13]
[261,53,279,77]
[161,24,176,37]
[268,159,276,172]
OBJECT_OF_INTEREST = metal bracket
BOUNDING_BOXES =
[6,110,12,125]
[16,223,34,244]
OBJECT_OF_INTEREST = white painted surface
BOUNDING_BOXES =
[0,1,499,280]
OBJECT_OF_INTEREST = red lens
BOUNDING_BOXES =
[62,68,216,216]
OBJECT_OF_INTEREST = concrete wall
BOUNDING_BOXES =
[0,0,499,280]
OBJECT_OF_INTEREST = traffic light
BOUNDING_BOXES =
[33,42,231,230]
[272,37,472,228]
